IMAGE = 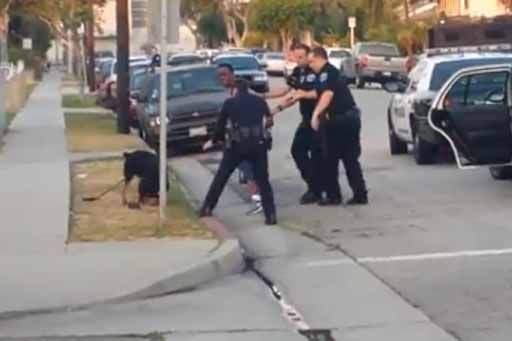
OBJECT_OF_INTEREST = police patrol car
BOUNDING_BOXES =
[384,44,512,165]
[428,62,512,180]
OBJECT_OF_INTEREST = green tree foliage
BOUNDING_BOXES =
[8,14,52,57]
[197,7,227,48]
[251,0,314,51]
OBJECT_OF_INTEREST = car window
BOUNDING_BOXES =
[407,61,427,92]
[169,55,203,66]
[445,71,509,107]
[266,54,284,60]
[214,56,260,71]
[130,72,147,91]
[149,67,225,100]
[430,58,512,91]
[359,44,399,57]
[329,50,350,58]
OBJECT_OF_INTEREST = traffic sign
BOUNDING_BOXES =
[22,38,32,50]
[348,16,357,29]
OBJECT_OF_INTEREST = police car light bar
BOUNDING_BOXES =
[426,43,512,57]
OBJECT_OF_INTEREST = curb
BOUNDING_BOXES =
[109,239,244,304]
[0,239,244,320]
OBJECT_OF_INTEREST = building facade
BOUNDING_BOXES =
[437,0,510,17]
[399,0,511,21]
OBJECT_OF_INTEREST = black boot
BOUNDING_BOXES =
[300,190,319,205]
[199,205,213,217]
[318,197,343,206]
[265,214,277,225]
[346,195,368,205]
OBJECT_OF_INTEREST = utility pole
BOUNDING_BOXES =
[0,7,8,136]
[116,0,130,134]
[159,0,168,223]
[85,0,96,92]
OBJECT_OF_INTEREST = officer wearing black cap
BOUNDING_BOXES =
[199,79,277,225]
[292,46,368,206]
[268,44,322,205]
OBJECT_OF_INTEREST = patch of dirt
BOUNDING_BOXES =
[70,160,213,242]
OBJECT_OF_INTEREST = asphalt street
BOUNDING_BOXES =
[2,76,512,341]
[265,77,512,341]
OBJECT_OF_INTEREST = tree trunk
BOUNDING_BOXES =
[85,0,96,92]
[240,17,249,46]
[0,3,9,136]
[116,0,130,134]
[404,0,410,20]
[0,4,8,65]
[280,29,290,54]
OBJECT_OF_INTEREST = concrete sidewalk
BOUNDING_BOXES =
[171,157,457,341]
[0,72,243,315]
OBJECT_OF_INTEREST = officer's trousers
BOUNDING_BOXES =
[322,115,367,200]
[291,123,322,196]
[202,146,276,220]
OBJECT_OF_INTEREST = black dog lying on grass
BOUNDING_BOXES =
[122,151,169,208]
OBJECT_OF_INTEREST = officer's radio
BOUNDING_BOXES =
[286,74,300,89]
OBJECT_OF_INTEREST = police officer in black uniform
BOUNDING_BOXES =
[199,79,277,225]
[268,44,322,204]
[293,46,368,205]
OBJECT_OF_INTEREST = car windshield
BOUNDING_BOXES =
[169,56,203,66]
[215,57,260,70]
[266,53,284,60]
[359,44,400,57]
[329,50,350,58]
[101,61,113,76]
[130,72,146,91]
[150,67,225,100]
[430,57,512,90]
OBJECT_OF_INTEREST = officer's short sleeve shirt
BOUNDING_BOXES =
[291,66,317,121]
[315,63,356,116]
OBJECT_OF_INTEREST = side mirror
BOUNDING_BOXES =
[383,81,406,94]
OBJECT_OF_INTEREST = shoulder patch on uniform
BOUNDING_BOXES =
[306,74,316,82]
[320,72,328,82]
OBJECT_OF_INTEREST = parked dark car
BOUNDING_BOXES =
[212,54,269,93]
[135,65,229,150]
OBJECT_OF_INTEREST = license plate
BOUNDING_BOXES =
[189,126,207,137]
[383,71,392,76]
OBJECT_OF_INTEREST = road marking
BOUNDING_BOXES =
[303,248,512,267]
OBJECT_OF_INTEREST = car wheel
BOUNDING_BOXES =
[388,114,408,155]
[356,75,365,89]
[489,166,512,180]
[413,133,437,165]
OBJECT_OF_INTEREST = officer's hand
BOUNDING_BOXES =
[203,140,214,151]
[265,116,274,129]
[311,115,320,131]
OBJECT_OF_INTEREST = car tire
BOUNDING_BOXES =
[356,75,365,89]
[489,166,512,180]
[388,114,408,155]
[413,133,437,165]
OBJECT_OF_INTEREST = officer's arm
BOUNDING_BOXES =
[264,87,291,99]
[212,102,229,144]
[312,90,334,119]
[294,89,318,100]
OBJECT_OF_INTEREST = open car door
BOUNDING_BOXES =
[428,65,512,169]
